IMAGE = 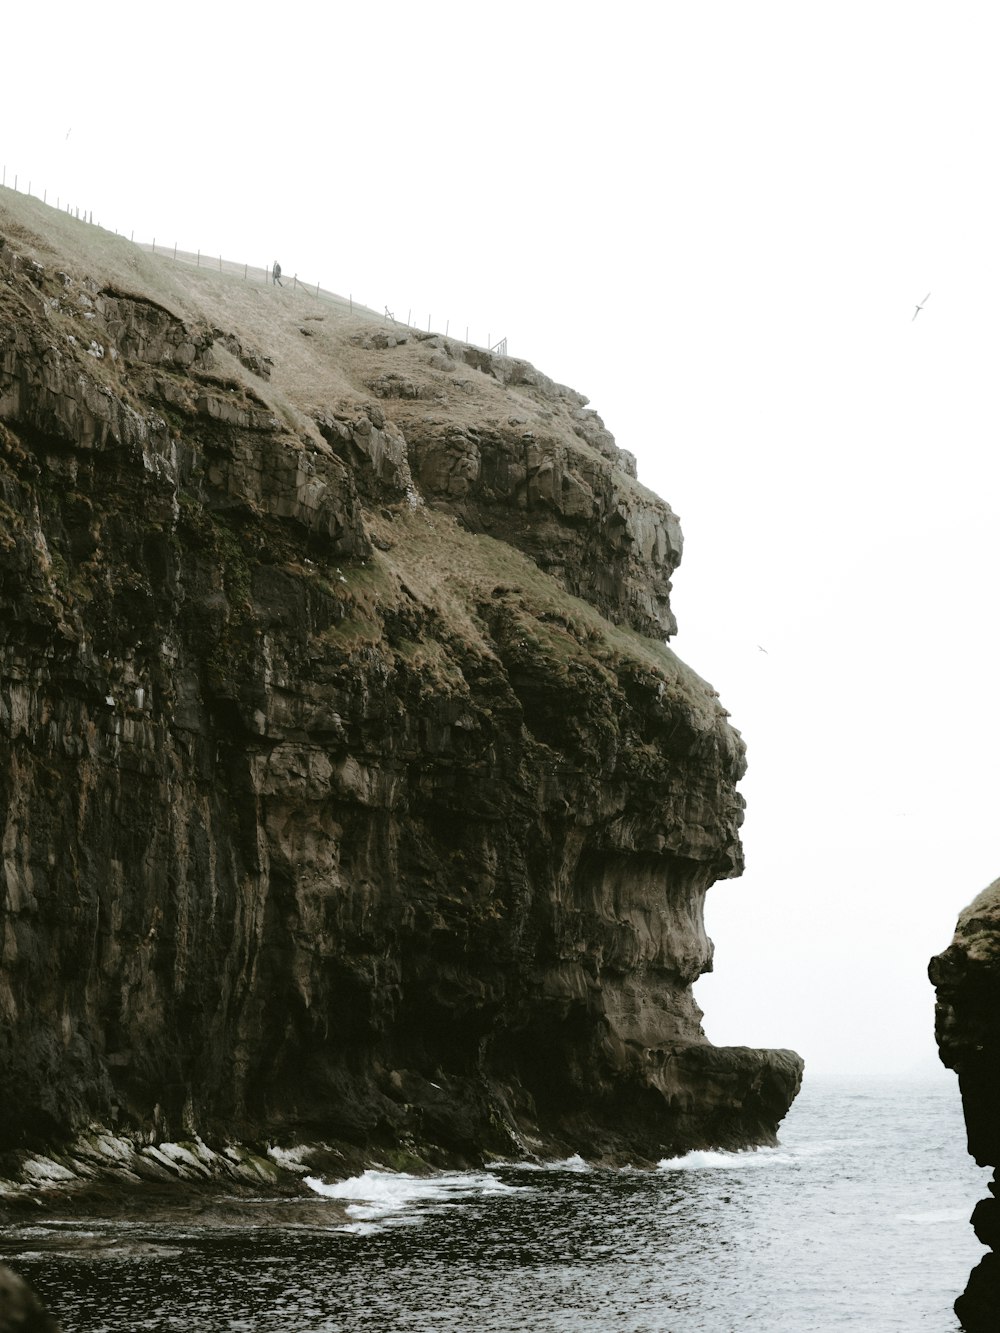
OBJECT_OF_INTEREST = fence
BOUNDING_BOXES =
[0,168,507,356]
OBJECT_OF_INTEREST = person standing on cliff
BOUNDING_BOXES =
[272,261,283,287]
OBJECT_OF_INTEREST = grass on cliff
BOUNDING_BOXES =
[0,188,662,512]
[365,504,727,732]
[0,188,715,727]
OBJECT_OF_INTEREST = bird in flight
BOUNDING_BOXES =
[912,292,931,321]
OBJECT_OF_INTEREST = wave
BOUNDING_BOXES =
[657,1147,801,1172]
[304,1169,524,1224]
[507,1154,592,1174]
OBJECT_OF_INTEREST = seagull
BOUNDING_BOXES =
[912,292,931,321]
[757,645,769,654]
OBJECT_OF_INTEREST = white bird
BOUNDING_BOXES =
[912,292,931,321]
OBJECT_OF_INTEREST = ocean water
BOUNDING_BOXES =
[2,1077,988,1332]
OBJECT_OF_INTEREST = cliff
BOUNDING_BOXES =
[931,882,1000,1330]
[0,188,802,1198]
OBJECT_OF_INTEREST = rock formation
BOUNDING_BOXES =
[0,1265,60,1333]
[0,188,802,1196]
[930,880,1000,1330]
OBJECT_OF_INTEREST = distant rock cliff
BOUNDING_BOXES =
[930,881,1000,1330]
[0,190,802,1197]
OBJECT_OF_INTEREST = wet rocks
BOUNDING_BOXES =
[0,1265,60,1332]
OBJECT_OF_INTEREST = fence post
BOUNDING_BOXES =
[43,190,46,204]
[407,309,411,326]
[316,280,320,296]
[446,320,449,336]
[152,238,155,253]
[428,315,431,332]
[174,242,177,259]
[219,255,222,272]
[13,176,17,191]
[293,274,297,289]
[466,326,469,343]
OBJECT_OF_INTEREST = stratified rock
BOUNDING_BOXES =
[0,191,801,1180]
[930,879,1000,1330]
[0,1265,60,1332]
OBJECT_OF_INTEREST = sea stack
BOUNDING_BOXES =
[0,188,802,1188]
[930,880,1000,1329]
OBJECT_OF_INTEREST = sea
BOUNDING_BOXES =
[2,1076,989,1332]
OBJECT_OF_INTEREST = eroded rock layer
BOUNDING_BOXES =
[930,881,1000,1329]
[0,191,802,1188]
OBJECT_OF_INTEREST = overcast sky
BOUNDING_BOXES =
[5,1,999,1078]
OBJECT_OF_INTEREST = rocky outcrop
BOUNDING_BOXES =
[0,192,801,1196]
[930,880,1000,1330]
[0,1265,60,1333]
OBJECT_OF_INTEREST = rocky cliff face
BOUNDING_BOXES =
[0,190,801,1194]
[930,882,1000,1330]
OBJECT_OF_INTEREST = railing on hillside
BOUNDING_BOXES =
[0,169,508,357]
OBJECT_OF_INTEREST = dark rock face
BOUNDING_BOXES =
[0,1265,60,1332]
[930,880,1000,1329]
[0,197,801,1184]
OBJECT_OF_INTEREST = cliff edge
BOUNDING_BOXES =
[930,880,1000,1329]
[0,189,802,1197]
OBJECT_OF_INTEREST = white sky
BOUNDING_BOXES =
[5,1,1000,1077]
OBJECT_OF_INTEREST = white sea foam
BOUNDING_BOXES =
[266,1145,311,1175]
[657,1147,799,1172]
[304,1169,522,1224]
[509,1154,593,1174]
